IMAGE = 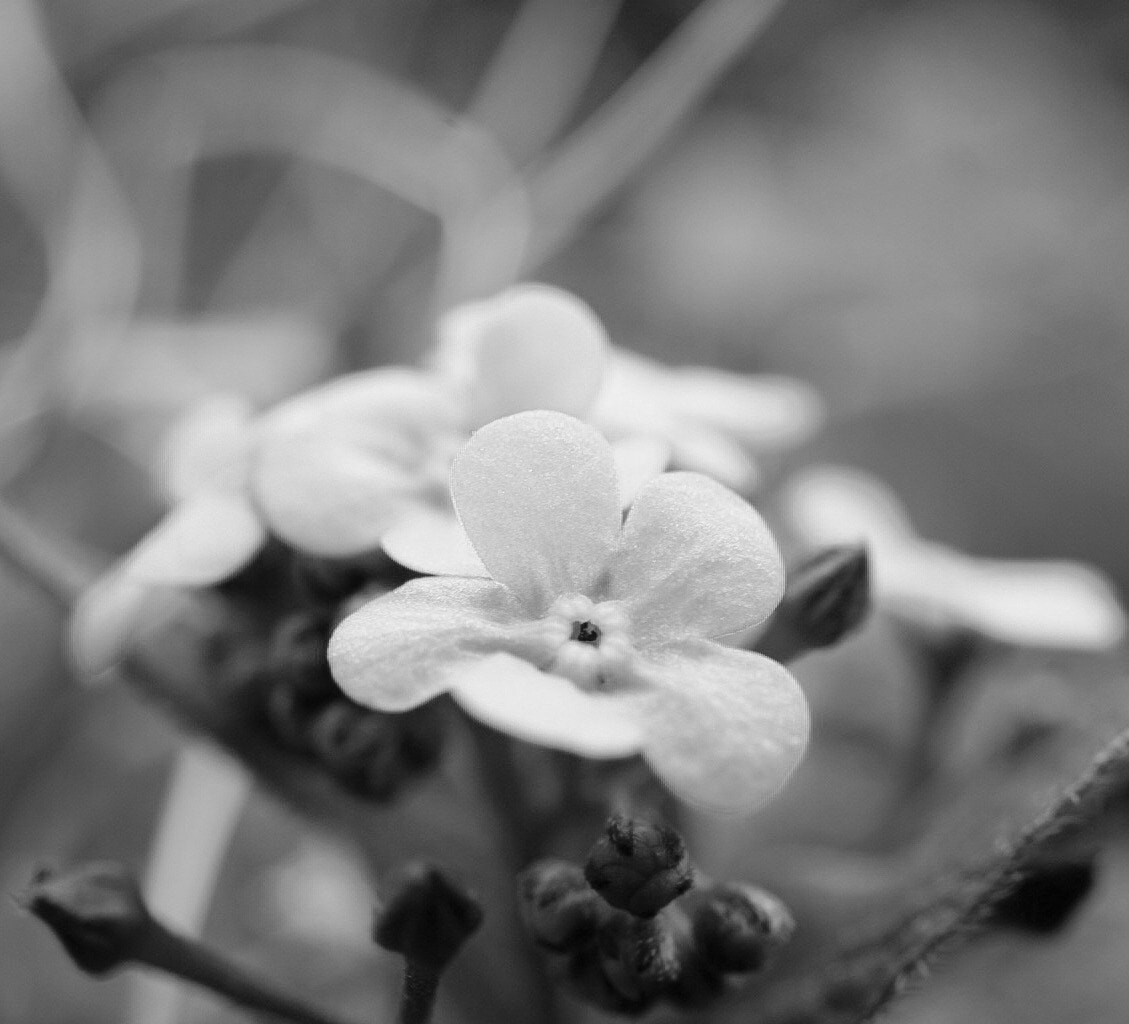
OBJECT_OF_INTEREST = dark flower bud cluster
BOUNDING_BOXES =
[518,817,794,1015]
[584,815,694,916]
[249,610,446,799]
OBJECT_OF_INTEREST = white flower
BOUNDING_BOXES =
[783,465,1126,649]
[328,411,810,814]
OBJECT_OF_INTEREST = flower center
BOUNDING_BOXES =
[571,620,601,644]
[544,595,634,692]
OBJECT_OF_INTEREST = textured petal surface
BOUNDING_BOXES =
[380,509,488,577]
[450,411,621,613]
[162,394,255,501]
[328,576,532,711]
[252,434,423,555]
[123,492,266,585]
[607,472,784,646]
[457,284,608,428]
[450,653,645,757]
[633,639,809,814]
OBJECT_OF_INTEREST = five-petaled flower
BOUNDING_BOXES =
[328,411,810,814]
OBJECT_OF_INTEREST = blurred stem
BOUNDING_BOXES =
[0,497,98,608]
[464,718,564,1024]
[141,921,353,1024]
[520,0,790,268]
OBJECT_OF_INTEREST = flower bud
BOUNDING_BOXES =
[374,863,483,971]
[691,882,794,973]
[21,862,153,974]
[757,545,870,660]
[518,861,607,950]
[584,816,694,917]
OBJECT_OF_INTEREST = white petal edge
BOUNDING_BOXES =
[327,576,531,712]
[162,394,255,501]
[782,465,918,551]
[252,434,420,556]
[634,639,810,815]
[69,571,194,683]
[381,510,488,577]
[450,411,621,614]
[259,367,456,442]
[450,652,645,757]
[612,436,671,509]
[122,492,266,586]
[884,549,1128,649]
[460,284,608,428]
[607,472,784,647]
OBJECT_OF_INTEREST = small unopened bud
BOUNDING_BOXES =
[518,861,607,950]
[585,816,694,917]
[374,863,483,971]
[691,883,794,973]
[756,545,870,661]
[20,862,152,974]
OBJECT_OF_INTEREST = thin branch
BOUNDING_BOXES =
[0,497,99,609]
[519,0,790,269]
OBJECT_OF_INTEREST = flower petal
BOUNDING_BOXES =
[252,434,422,556]
[664,370,824,451]
[444,284,608,428]
[607,472,784,646]
[633,639,809,814]
[893,551,1128,649]
[123,492,266,586]
[69,573,198,686]
[327,576,531,712]
[612,436,671,509]
[782,465,917,551]
[260,368,456,442]
[381,509,488,577]
[162,394,255,501]
[960,559,1126,648]
[450,411,621,613]
[670,426,761,492]
[450,653,645,757]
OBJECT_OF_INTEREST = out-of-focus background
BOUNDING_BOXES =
[2,1,1128,1021]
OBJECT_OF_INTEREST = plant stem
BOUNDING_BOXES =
[0,497,97,608]
[396,962,440,1024]
[519,0,790,269]
[141,922,355,1024]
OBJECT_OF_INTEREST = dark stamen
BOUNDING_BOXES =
[571,621,601,644]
